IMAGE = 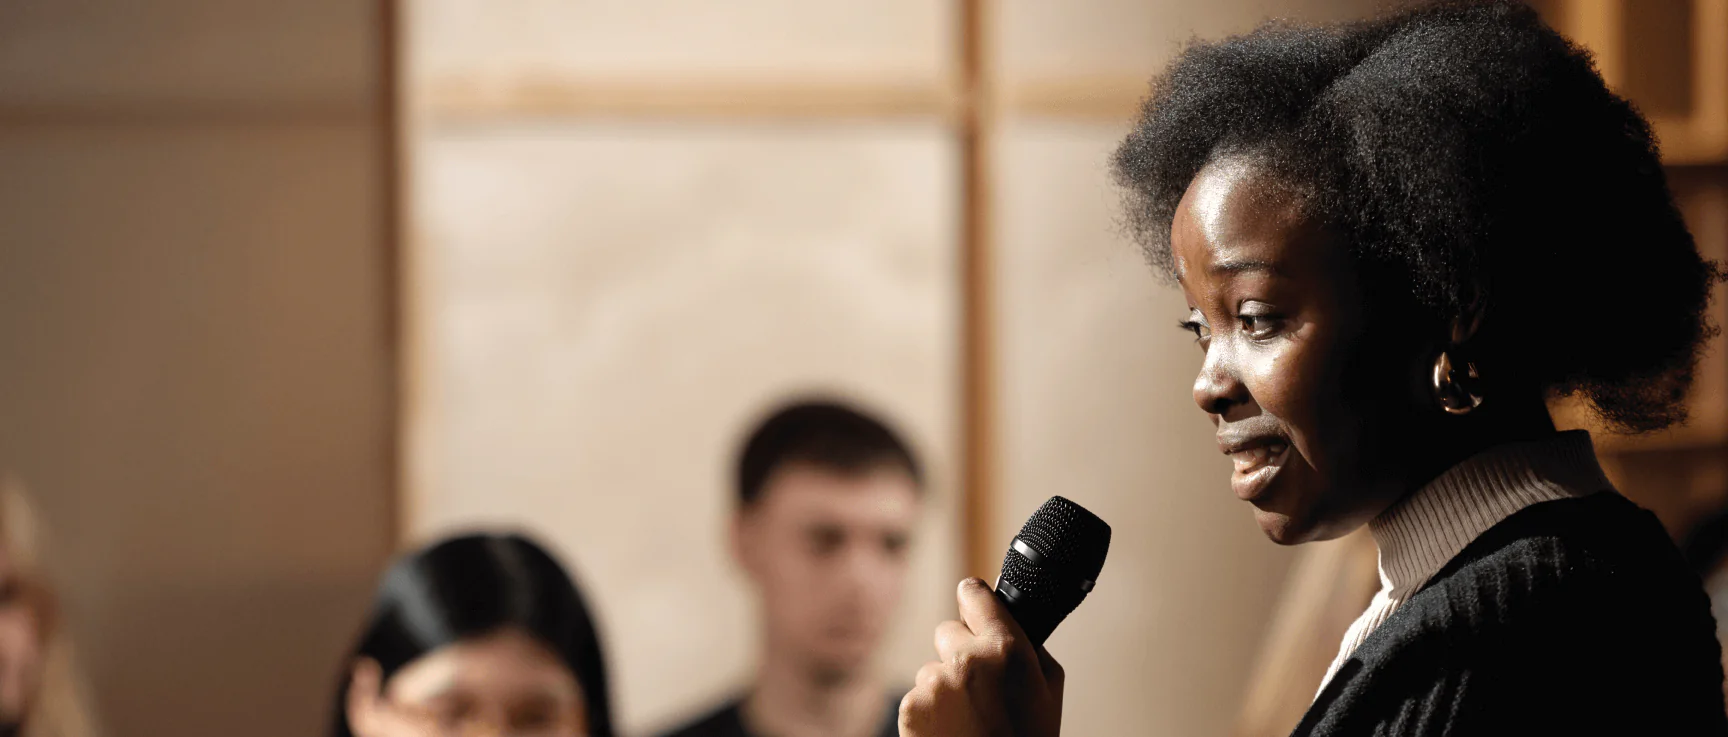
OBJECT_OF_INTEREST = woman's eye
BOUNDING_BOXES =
[1177,319,1211,344]
[1238,314,1285,339]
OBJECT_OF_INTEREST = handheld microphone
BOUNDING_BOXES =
[993,496,1112,646]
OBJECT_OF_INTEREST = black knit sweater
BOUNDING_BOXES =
[1294,492,1728,736]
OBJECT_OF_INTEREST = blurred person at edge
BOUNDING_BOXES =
[332,533,614,737]
[898,2,1728,735]
[0,475,101,737]
[658,399,924,737]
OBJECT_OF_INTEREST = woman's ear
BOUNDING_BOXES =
[346,657,386,737]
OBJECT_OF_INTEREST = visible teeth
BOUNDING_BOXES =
[1232,448,1269,472]
[1232,443,1287,472]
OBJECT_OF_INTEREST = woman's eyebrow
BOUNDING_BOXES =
[1209,258,1280,275]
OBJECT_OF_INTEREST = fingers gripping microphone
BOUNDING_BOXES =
[993,496,1112,647]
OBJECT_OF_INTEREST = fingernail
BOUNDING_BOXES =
[960,577,985,590]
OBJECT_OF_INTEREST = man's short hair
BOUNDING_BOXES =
[734,398,923,508]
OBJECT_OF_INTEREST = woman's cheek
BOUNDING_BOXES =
[1270,343,1337,468]
[1246,341,1307,418]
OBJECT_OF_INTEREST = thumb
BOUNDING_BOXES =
[956,577,1023,644]
[957,577,1051,689]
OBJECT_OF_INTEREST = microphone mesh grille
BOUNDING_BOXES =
[998,496,1111,616]
[999,548,1058,606]
[1017,496,1110,581]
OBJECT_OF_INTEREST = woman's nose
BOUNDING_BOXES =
[1192,342,1251,417]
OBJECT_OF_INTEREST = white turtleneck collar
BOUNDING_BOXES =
[1317,430,1614,695]
[1369,429,1613,596]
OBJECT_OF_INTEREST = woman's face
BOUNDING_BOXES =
[1172,158,1430,544]
[349,628,588,737]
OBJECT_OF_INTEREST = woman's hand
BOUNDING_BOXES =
[899,578,1064,737]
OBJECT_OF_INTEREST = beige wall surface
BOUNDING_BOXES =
[406,121,961,734]
[0,3,394,737]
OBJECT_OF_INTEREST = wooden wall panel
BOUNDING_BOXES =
[0,0,375,109]
[0,124,392,737]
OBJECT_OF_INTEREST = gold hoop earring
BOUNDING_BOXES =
[1432,351,1483,415]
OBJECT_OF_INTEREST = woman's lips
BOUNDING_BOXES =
[1227,440,1289,501]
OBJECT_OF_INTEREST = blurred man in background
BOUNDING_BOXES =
[659,399,924,737]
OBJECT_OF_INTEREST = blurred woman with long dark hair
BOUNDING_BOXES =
[333,533,614,737]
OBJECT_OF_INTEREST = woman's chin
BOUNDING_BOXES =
[1253,507,1321,545]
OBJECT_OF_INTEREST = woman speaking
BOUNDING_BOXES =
[899,1,1728,734]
